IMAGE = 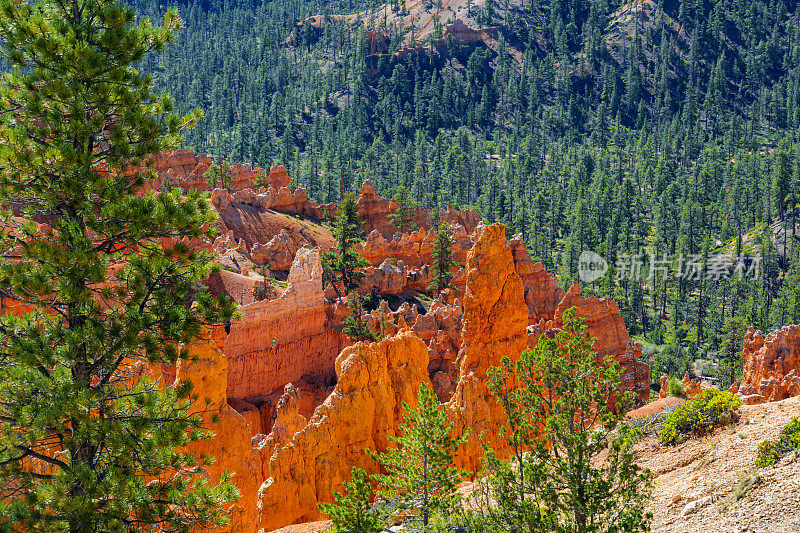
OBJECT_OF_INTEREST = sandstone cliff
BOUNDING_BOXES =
[257,330,430,530]
[175,328,263,533]
[223,248,344,423]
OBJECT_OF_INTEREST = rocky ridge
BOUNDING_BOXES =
[25,155,653,532]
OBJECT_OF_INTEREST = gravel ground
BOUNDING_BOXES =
[635,395,800,532]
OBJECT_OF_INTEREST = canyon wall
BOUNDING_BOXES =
[223,248,344,409]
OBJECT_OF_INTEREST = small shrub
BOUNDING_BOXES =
[719,473,760,512]
[755,417,800,467]
[668,377,686,398]
[659,389,741,445]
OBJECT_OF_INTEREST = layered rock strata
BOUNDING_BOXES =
[224,248,343,403]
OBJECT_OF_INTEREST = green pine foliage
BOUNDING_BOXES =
[717,316,749,387]
[204,159,233,190]
[389,185,417,235]
[322,190,369,297]
[0,0,237,530]
[318,467,385,533]
[370,381,470,529]
[341,292,378,342]
[472,307,653,533]
[427,224,456,293]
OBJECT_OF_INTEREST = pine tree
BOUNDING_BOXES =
[474,308,653,533]
[371,382,470,528]
[318,467,385,533]
[389,185,418,235]
[718,316,748,387]
[428,224,457,293]
[204,159,233,190]
[322,191,369,297]
[0,0,238,530]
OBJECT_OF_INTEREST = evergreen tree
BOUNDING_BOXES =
[428,224,456,293]
[318,467,385,533]
[389,185,418,235]
[0,0,238,530]
[473,308,653,533]
[371,381,470,528]
[322,191,369,297]
[204,159,233,190]
[717,316,748,387]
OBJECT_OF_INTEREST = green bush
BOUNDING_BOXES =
[659,389,741,445]
[755,417,800,467]
[668,377,686,398]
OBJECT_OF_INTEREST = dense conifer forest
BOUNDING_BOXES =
[130,0,800,385]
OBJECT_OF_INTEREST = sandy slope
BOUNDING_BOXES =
[636,395,800,532]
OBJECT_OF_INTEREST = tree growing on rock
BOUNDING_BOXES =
[371,381,470,528]
[718,316,748,387]
[341,292,378,343]
[389,185,418,235]
[468,308,653,533]
[0,0,237,530]
[322,191,369,297]
[318,467,385,533]
[428,224,457,293]
[204,159,233,190]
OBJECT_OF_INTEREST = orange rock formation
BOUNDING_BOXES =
[508,233,565,324]
[175,328,263,533]
[223,248,343,417]
[734,325,800,403]
[131,150,288,193]
[446,223,529,473]
[256,331,430,530]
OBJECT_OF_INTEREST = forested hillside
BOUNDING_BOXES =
[131,0,800,386]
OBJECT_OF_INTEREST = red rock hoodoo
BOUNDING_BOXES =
[734,325,800,403]
[256,331,430,530]
[446,223,529,473]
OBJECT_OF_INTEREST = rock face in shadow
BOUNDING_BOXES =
[445,223,529,473]
[256,331,430,531]
[224,248,343,402]
[734,325,800,403]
